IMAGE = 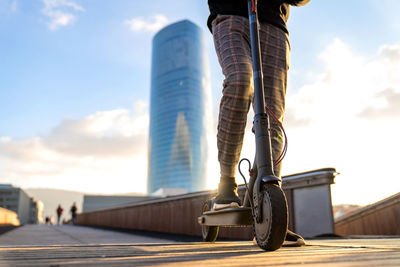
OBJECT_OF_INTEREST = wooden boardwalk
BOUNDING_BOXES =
[0,225,399,266]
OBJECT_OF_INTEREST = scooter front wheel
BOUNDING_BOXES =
[201,200,219,242]
[254,183,288,251]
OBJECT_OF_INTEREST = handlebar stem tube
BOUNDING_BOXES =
[247,0,276,179]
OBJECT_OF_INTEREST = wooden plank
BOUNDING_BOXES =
[0,238,398,266]
[1,224,399,266]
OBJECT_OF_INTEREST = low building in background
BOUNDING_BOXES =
[150,188,188,198]
[82,194,157,213]
[30,200,44,224]
[0,184,44,224]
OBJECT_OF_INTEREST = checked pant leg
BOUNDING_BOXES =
[212,15,290,178]
[258,22,290,177]
[212,15,253,178]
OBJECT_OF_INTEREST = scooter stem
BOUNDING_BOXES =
[247,0,280,182]
[248,0,265,116]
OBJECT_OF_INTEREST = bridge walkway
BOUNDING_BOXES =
[0,225,399,266]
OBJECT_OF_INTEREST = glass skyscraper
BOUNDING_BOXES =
[148,20,210,194]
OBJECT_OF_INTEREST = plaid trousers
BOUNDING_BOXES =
[212,15,290,178]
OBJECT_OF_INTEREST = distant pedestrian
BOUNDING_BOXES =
[56,204,64,225]
[70,202,78,224]
[45,216,50,225]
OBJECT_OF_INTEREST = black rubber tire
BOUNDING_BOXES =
[201,200,219,242]
[254,184,288,251]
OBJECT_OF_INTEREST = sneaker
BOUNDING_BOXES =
[212,177,242,210]
[283,230,306,247]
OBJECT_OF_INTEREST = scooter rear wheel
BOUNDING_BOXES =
[254,183,288,251]
[201,200,219,242]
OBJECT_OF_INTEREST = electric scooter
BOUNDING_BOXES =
[198,0,288,251]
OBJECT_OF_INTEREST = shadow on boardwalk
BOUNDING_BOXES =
[0,225,399,266]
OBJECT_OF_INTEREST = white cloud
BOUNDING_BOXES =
[222,38,400,206]
[0,101,149,194]
[272,39,400,205]
[41,0,84,30]
[125,14,168,33]
[44,107,148,157]
[358,88,400,118]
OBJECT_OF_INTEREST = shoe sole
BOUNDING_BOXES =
[213,202,240,211]
[253,237,306,247]
[282,239,306,247]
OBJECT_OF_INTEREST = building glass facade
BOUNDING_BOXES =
[148,20,210,194]
[0,184,43,224]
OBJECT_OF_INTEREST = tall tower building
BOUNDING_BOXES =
[148,20,210,194]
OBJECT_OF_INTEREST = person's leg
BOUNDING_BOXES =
[258,23,290,177]
[212,15,253,205]
[257,23,305,246]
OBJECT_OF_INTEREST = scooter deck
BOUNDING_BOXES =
[198,207,253,227]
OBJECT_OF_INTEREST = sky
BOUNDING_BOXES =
[0,0,399,206]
